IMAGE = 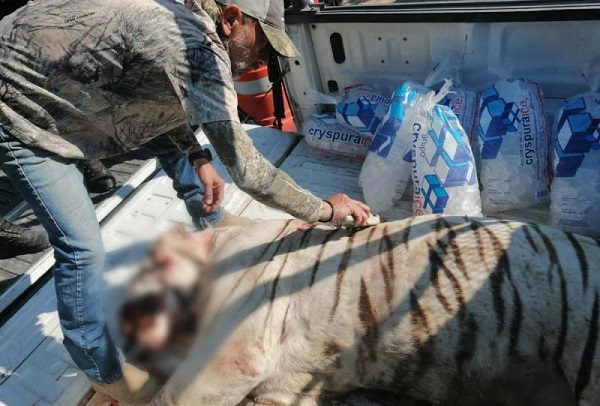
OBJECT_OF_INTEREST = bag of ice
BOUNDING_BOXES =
[438,89,479,146]
[550,94,600,238]
[304,114,372,161]
[359,81,450,220]
[413,105,482,216]
[425,60,480,145]
[477,79,549,213]
[336,85,391,136]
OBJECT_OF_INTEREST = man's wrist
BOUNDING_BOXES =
[188,148,213,166]
[192,158,211,168]
[319,200,335,223]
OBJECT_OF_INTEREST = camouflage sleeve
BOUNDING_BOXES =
[163,124,201,154]
[202,121,323,223]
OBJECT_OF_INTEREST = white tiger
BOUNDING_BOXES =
[125,215,600,406]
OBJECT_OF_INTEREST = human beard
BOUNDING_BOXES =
[221,31,252,79]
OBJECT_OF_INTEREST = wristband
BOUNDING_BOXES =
[319,200,335,223]
[188,148,213,165]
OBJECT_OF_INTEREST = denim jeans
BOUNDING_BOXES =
[140,136,223,229]
[0,127,221,383]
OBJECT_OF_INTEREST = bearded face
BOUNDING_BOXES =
[216,7,271,78]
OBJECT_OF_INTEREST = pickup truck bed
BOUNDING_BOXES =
[2,1,599,404]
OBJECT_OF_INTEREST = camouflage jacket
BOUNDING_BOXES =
[0,0,322,222]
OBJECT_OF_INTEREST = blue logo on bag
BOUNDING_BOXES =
[369,95,405,158]
[555,97,600,177]
[426,107,477,188]
[421,174,449,214]
[417,105,477,214]
[337,96,382,134]
[369,83,426,158]
[478,85,522,160]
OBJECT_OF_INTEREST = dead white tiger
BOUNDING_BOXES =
[123,215,600,406]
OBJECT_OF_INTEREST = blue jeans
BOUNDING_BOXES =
[0,127,222,383]
[141,136,223,229]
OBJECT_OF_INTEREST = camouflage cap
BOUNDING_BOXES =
[214,0,300,58]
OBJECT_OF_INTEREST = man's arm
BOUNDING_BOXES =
[202,121,323,223]
[158,9,369,223]
[163,124,202,154]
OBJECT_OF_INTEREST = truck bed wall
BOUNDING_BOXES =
[283,17,600,124]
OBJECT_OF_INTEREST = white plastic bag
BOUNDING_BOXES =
[303,114,372,161]
[425,59,479,144]
[359,81,447,220]
[303,89,339,106]
[550,66,600,237]
[413,104,482,216]
[336,85,391,136]
[477,79,550,213]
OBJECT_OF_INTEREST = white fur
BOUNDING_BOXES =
[150,215,600,406]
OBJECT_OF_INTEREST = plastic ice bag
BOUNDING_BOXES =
[550,94,600,238]
[425,60,480,144]
[413,105,482,216]
[477,79,549,213]
[438,90,479,145]
[359,81,449,220]
[303,89,339,106]
[336,84,391,136]
[303,114,372,161]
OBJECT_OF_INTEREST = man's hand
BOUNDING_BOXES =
[321,194,371,226]
[193,159,225,213]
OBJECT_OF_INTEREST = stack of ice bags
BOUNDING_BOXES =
[336,85,391,136]
[303,113,372,161]
[477,79,550,213]
[413,104,482,216]
[550,94,600,238]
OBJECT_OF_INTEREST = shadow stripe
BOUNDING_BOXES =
[428,241,453,314]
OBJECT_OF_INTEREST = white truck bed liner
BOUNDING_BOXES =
[0,125,365,406]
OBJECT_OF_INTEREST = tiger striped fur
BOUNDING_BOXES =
[150,215,600,406]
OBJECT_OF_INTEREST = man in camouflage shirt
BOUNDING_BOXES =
[0,0,371,402]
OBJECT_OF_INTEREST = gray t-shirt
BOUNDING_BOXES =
[0,0,239,159]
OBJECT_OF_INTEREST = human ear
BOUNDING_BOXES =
[219,4,243,38]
